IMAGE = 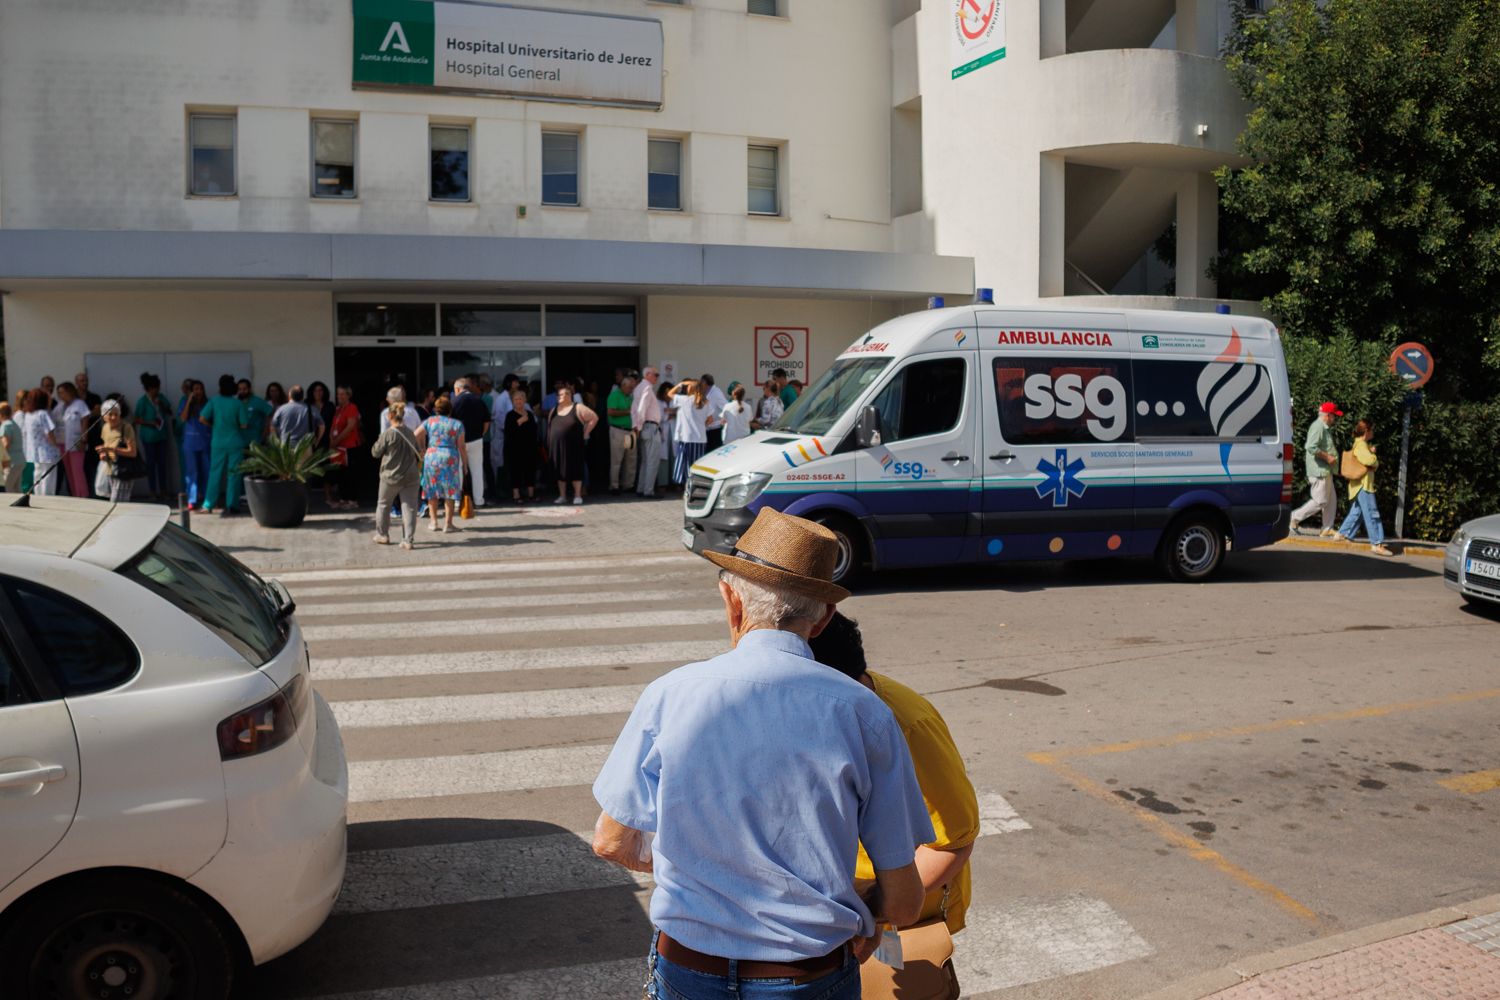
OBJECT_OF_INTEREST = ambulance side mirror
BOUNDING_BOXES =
[856,406,882,449]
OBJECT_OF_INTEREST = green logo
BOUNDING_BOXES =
[1142,335,1160,349]
[353,0,436,88]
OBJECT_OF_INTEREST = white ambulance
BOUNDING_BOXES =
[682,304,1295,584]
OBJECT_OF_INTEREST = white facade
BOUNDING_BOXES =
[0,0,1249,403]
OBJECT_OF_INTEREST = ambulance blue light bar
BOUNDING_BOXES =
[976,288,994,304]
[928,296,945,309]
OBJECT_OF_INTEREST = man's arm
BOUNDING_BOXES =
[592,811,653,874]
[870,862,924,929]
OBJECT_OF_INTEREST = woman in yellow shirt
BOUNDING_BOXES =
[1334,419,1394,556]
[809,614,979,960]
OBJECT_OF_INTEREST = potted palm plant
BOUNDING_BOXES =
[238,436,337,528]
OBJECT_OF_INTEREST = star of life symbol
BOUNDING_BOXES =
[1036,448,1086,507]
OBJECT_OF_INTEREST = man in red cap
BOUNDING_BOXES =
[1290,401,1342,535]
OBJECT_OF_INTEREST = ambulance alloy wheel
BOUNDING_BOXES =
[1159,513,1226,582]
[0,873,238,1000]
[814,513,864,586]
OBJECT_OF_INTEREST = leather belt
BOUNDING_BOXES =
[655,932,846,983]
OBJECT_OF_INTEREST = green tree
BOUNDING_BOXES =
[1216,0,1500,399]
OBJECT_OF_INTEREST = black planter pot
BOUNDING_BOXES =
[245,477,309,528]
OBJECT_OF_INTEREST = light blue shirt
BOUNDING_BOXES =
[593,628,934,961]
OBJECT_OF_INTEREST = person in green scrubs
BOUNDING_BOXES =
[200,375,248,515]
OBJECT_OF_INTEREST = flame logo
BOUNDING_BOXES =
[1196,328,1272,438]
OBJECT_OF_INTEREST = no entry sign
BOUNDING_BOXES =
[755,327,809,387]
[1389,342,1434,389]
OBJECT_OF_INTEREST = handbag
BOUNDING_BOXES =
[859,888,961,1000]
[1340,449,1367,481]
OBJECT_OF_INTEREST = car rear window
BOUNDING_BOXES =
[3,579,141,696]
[120,523,287,665]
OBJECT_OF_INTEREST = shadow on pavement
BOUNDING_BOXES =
[249,817,651,998]
[855,547,1439,596]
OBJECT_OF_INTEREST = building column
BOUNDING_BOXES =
[1176,0,1219,56]
[1038,153,1066,297]
[1039,0,1067,59]
[1175,171,1218,299]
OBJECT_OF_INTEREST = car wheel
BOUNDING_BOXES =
[1159,513,1226,582]
[0,873,238,1000]
[813,513,865,587]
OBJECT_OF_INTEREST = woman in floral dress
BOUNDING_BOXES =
[419,394,467,533]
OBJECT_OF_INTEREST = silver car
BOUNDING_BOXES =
[1445,514,1500,610]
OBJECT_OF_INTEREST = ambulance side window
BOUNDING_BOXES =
[992,356,1133,444]
[1132,359,1277,439]
[871,358,966,444]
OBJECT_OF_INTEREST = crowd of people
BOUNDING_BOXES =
[0,365,806,528]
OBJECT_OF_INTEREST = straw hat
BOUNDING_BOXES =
[703,507,851,604]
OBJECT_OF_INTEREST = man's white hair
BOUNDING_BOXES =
[386,386,406,403]
[719,569,827,629]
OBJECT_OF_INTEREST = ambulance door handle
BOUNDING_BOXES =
[942,453,970,464]
[989,451,1015,461]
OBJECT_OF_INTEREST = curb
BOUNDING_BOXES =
[1137,893,1500,1000]
[1274,536,1445,560]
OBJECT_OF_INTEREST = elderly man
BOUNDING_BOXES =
[1290,401,1342,536]
[386,385,423,432]
[593,508,932,1000]
[272,385,323,445]
[606,373,636,495]
[631,366,664,497]
[450,377,490,507]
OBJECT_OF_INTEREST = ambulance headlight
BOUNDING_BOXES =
[717,473,772,510]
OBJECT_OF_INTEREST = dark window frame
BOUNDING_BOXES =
[430,123,473,203]
[0,576,141,698]
[541,130,581,207]
[871,356,968,444]
[311,118,358,200]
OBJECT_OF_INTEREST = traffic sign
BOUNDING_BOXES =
[1390,342,1434,389]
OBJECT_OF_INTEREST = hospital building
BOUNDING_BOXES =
[0,0,1254,415]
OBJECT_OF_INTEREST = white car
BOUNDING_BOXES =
[1446,513,1500,610]
[0,494,347,999]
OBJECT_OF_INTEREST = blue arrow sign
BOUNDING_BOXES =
[1391,342,1434,388]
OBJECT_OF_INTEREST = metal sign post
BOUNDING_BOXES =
[1388,343,1434,542]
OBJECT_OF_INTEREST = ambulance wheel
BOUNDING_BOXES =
[814,513,865,586]
[1159,513,1226,582]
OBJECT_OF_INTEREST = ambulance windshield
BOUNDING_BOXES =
[775,357,890,437]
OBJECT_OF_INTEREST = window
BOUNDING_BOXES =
[993,357,1134,445]
[547,305,636,339]
[542,131,581,206]
[431,124,471,202]
[748,144,780,215]
[0,634,27,707]
[3,579,140,696]
[337,303,438,338]
[776,357,891,436]
[1132,359,1277,440]
[748,0,779,14]
[441,305,542,338]
[871,358,967,443]
[120,523,286,665]
[189,113,236,196]
[648,138,683,211]
[312,119,357,199]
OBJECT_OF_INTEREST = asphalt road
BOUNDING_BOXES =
[249,542,1500,999]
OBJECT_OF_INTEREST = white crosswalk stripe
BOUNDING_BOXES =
[296,589,687,619]
[313,639,725,681]
[289,572,652,599]
[333,684,647,728]
[302,608,722,642]
[348,744,614,803]
[336,831,652,914]
[953,894,1154,993]
[272,553,697,584]
[311,958,646,1000]
[977,790,1033,836]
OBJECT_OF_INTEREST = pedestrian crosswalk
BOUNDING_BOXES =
[253,555,1152,999]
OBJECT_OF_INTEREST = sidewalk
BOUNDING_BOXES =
[1143,897,1500,1000]
[187,494,687,573]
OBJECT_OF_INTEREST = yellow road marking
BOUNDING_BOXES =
[1274,537,1443,559]
[1051,687,1500,760]
[1027,752,1324,926]
[1438,769,1500,795]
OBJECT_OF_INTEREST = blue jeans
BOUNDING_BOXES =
[1338,488,1386,546]
[648,937,860,1000]
[182,442,210,507]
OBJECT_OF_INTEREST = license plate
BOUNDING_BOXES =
[681,527,696,550]
[1466,558,1500,581]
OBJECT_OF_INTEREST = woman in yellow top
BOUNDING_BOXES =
[1334,419,1394,556]
[809,613,980,935]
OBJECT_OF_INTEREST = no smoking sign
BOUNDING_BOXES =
[755,326,809,387]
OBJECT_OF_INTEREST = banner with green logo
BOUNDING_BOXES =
[352,0,664,108]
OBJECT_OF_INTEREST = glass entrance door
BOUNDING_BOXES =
[439,348,545,401]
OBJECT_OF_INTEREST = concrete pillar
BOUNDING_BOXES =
[1039,0,1067,59]
[1039,153,1067,297]
[1175,171,1219,298]
[1175,0,1219,56]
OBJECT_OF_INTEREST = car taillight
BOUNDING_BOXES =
[1280,443,1295,503]
[217,674,306,760]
